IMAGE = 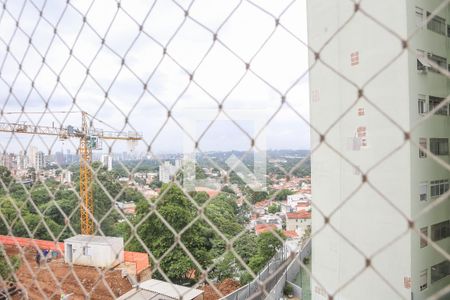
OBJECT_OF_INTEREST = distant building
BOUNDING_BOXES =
[100,154,113,171]
[60,170,72,184]
[35,151,45,170]
[286,211,311,236]
[158,160,181,183]
[255,224,278,235]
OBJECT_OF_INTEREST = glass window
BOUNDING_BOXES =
[418,95,427,114]
[431,261,450,284]
[429,96,449,116]
[430,179,449,198]
[428,54,447,73]
[430,138,449,155]
[427,12,446,35]
[431,220,450,242]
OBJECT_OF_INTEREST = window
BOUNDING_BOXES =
[431,220,450,242]
[428,53,447,72]
[416,7,424,27]
[431,261,450,284]
[430,138,449,155]
[429,96,449,116]
[427,12,446,35]
[416,50,429,71]
[430,179,449,198]
[419,138,427,158]
[420,269,428,291]
[418,95,427,114]
[448,25,450,37]
[419,182,428,201]
[82,246,91,256]
[420,227,428,248]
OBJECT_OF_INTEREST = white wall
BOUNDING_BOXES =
[64,237,124,268]
[308,0,413,299]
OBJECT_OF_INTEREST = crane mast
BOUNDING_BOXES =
[0,111,142,235]
[79,112,94,235]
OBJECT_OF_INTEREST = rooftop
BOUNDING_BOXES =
[65,234,124,245]
[287,211,311,220]
[118,279,203,300]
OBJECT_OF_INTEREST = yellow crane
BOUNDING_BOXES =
[0,111,142,235]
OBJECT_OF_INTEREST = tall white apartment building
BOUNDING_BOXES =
[158,160,182,183]
[101,154,113,171]
[307,1,450,299]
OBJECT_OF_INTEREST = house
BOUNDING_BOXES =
[64,235,124,268]
[287,193,310,206]
[253,199,272,215]
[283,230,299,239]
[254,214,283,230]
[255,224,278,235]
[195,187,220,198]
[286,211,311,235]
[117,279,204,300]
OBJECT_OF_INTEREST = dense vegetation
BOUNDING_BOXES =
[0,164,143,240]
[125,184,284,284]
[0,165,284,286]
[0,247,19,282]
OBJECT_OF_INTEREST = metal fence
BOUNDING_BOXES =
[263,239,311,300]
[0,0,449,299]
[220,245,291,300]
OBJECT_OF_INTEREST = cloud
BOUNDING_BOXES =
[0,0,310,153]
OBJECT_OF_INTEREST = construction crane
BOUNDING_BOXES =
[0,111,142,235]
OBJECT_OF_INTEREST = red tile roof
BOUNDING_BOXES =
[283,230,299,238]
[286,211,311,219]
[195,187,220,198]
[254,199,271,208]
[255,224,277,235]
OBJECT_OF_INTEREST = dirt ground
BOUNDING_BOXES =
[3,244,132,300]
[203,278,241,300]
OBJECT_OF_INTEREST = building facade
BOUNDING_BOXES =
[100,154,113,171]
[308,1,450,299]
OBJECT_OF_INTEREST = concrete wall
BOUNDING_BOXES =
[307,0,413,299]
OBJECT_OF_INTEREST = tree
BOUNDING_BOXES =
[246,190,268,204]
[220,185,235,195]
[193,192,209,205]
[0,247,19,282]
[274,189,293,201]
[126,184,214,284]
[0,166,13,191]
[149,179,162,189]
[268,204,280,214]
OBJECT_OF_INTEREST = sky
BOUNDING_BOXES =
[0,0,310,155]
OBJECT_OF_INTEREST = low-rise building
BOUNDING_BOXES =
[64,235,124,268]
[286,211,311,236]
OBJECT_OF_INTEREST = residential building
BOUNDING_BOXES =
[286,211,311,236]
[308,1,450,299]
[60,170,72,184]
[35,151,45,170]
[158,160,181,183]
[100,154,113,171]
